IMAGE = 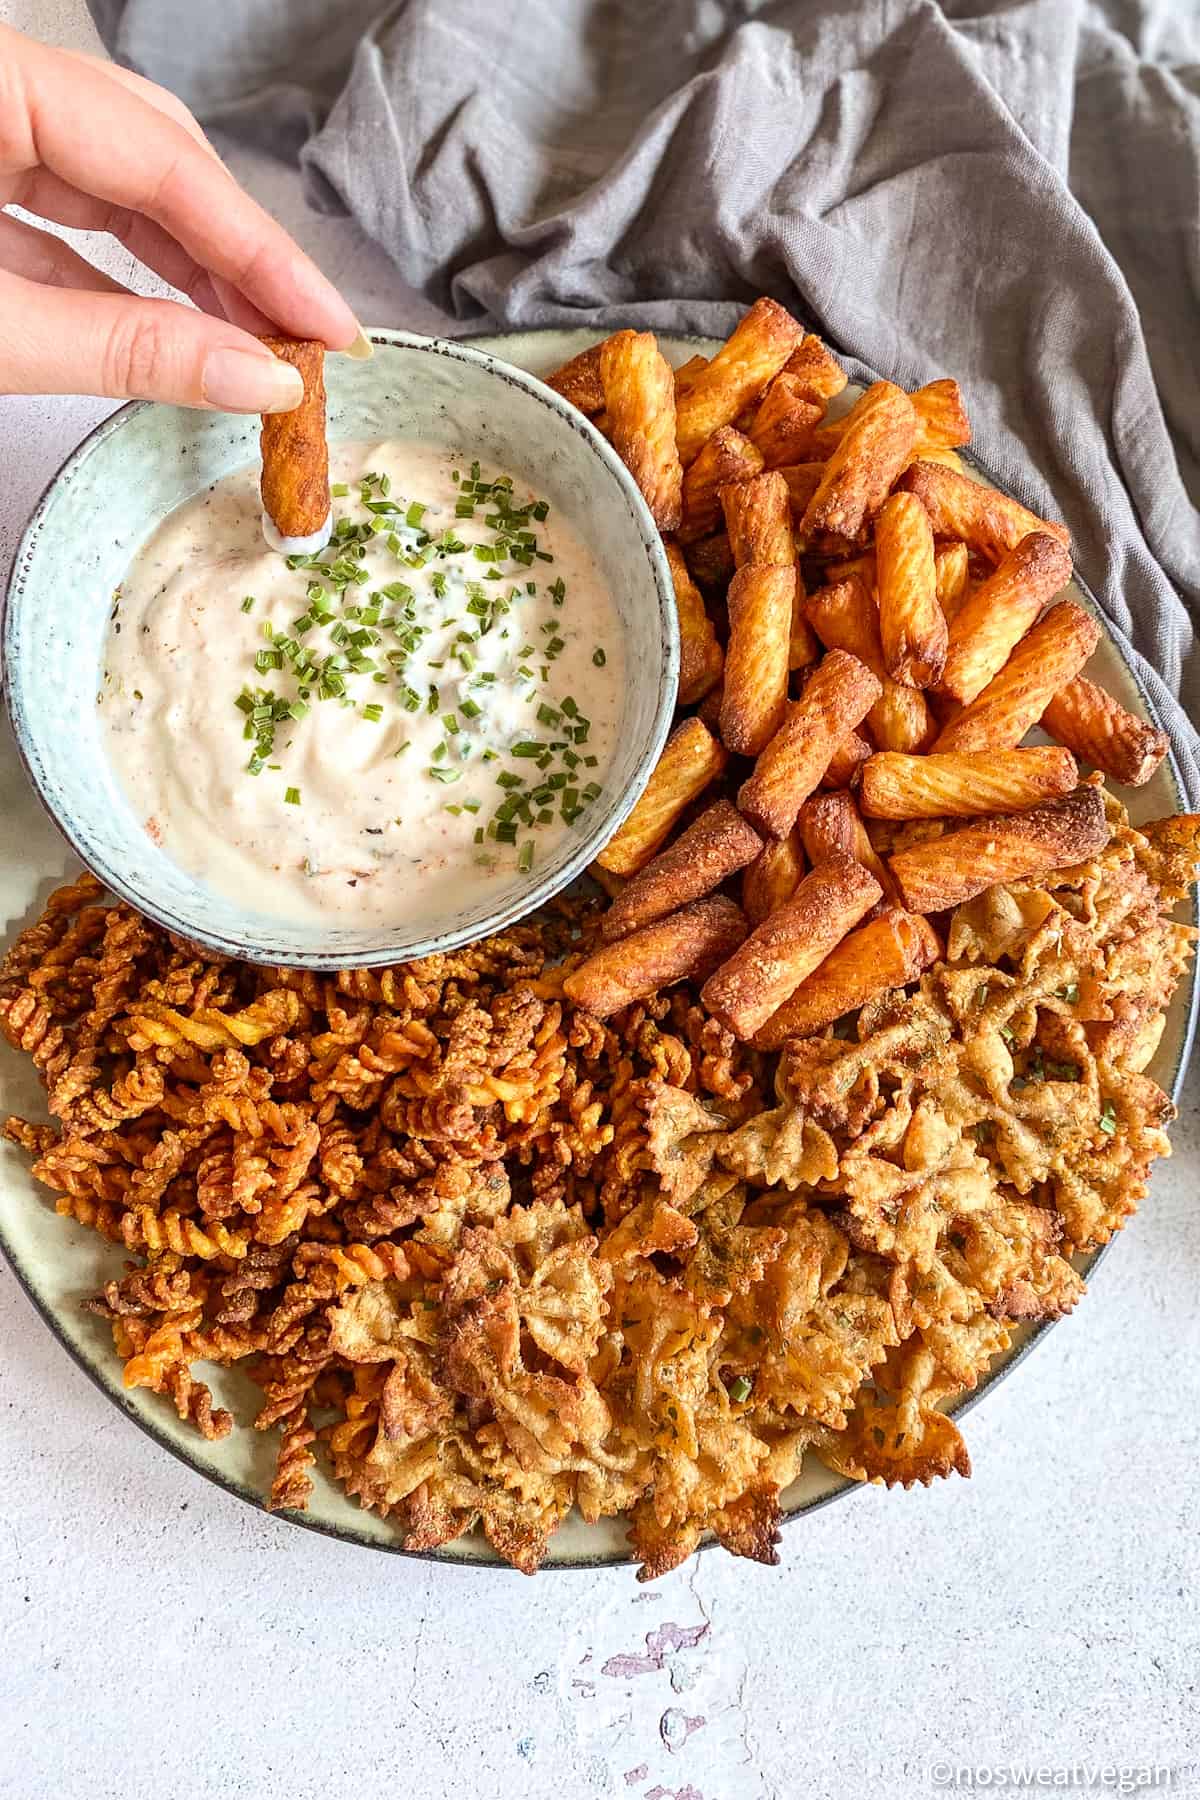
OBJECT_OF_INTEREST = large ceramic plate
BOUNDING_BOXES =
[1,329,1195,1570]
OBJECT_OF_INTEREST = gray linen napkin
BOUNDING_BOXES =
[88,0,1200,802]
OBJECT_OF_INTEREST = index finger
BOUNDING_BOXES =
[3,27,361,351]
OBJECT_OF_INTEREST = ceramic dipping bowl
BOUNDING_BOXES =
[3,331,678,967]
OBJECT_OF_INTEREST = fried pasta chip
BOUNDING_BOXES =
[1041,675,1169,788]
[675,297,804,465]
[799,381,918,543]
[663,539,724,706]
[599,329,683,531]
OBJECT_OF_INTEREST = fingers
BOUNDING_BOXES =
[0,269,305,411]
[1,28,363,351]
[7,166,277,332]
[0,209,129,293]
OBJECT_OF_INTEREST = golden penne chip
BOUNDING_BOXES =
[1041,675,1170,788]
[738,649,882,838]
[752,908,942,1046]
[673,354,709,397]
[782,333,848,403]
[799,381,917,543]
[875,491,946,688]
[911,378,971,453]
[564,896,748,1017]
[599,330,683,531]
[746,373,824,468]
[596,717,728,875]
[805,572,936,754]
[600,801,762,941]
[933,541,971,622]
[679,426,764,544]
[741,828,805,925]
[935,600,1101,753]
[720,469,795,568]
[777,462,827,522]
[259,337,329,540]
[819,728,872,790]
[701,852,880,1038]
[889,784,1110,913]
[860,747,1079,819]
[900,461,1069,563]
[720,564,794,756]
[939,531,1072,705]
[675,298,804,464]
[684,531,736,594]
[544,341,608,414]
[799,791,898,906]
[664,539,724,707]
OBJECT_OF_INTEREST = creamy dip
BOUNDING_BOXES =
[100,442,624,928]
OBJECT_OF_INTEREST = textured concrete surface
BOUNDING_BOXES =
[1,6,1198,1797]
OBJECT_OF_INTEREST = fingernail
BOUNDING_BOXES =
[344,325,374,360]
[202,347,305,413]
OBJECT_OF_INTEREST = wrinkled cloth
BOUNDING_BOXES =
[88,0,1200,799]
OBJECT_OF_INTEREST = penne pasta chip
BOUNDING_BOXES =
[806,572,936,754]
[664,540,724,707]
[782,333,848,403]
[860,747,1079,818]
[738,649,882,838]
[259,336,329,542]
[789,569,818,670]
[799,381,917,543]
[673,354,709,397]
[545,341,607,415]
[777,460,827,521]
[596,717,728,875]
[588,861,628,901]
[875,491,946,688]
[701,852,881,1039]
[752,908,942,1047]
[799,790,899,905]
[741,828,806,926]
[599,330,683,531]
[720,564,795,755]
[599,800,762,941]
[675,297,805,464]
[933,540,971,623]
[684,531,736,595]
[819,728,872,790]
[679,426,764,543]
[939,531,1072,704]
[1040,675,1170,788]
[720,469,795,568]
[564,896,748,1018]
[697,680,725,732]
[889,783,1110,913]
[900,461,1069,563]
[746,374,824,468]
[934,600,1101,753]
[810,379,970,460]
[911,378,971,453]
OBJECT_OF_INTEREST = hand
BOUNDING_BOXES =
[0,26,368,412]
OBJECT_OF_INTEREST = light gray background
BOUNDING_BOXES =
[0,7,1197,1797]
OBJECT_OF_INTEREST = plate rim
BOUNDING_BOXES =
[0,324,1195,1573]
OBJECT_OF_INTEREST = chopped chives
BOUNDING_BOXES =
[284,786,301,806]
[517,840,534,872]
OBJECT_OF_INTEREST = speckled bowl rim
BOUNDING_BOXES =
[1,329,680,969]
[0,326,1195,1574]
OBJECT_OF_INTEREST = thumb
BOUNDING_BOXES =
[0,271,304,412]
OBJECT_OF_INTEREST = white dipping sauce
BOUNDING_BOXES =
[100,442,624,928]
